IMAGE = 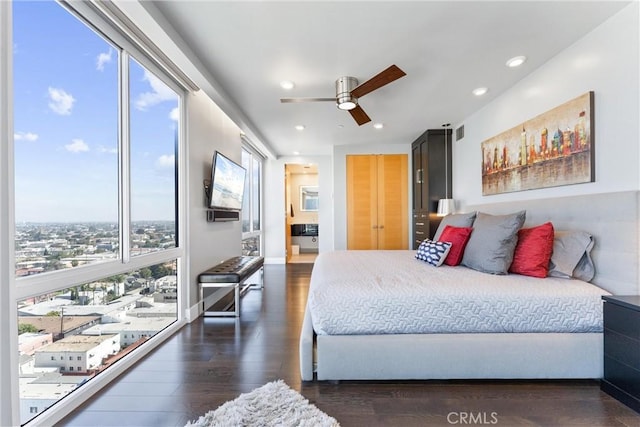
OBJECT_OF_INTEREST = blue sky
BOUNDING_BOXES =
[13,1,178,223]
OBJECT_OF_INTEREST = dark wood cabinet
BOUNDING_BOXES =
[411,129,452,249]
[601,295,640,413]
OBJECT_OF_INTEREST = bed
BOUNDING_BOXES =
[300,191,640,381]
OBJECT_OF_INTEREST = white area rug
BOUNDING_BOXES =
[185,380,340,427]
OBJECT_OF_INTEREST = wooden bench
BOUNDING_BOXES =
[198,256,264,317]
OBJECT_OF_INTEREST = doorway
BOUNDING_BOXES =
[285,163,319,264]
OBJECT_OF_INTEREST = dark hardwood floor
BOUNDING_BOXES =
[58,263,640,427]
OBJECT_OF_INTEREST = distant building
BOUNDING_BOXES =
[19,372,86,424]
[18,332,53,356]
[18,316,101,340]
[34,334,120,373]
[83,317,175,346]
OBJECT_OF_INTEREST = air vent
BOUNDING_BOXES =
[456,125,465,141]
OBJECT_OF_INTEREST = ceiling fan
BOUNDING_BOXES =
[280,64,406,126]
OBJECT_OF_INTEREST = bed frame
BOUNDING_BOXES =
[300,191,640,381]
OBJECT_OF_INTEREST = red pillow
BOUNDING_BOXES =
[438,225,473,266]
[509,222,555,278]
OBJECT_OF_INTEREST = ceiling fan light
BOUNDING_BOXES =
[337,100,357,110]
[336,76,359,111]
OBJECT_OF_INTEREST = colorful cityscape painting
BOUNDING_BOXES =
[481,91,594,195]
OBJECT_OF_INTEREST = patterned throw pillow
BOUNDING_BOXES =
[415,239,452,267]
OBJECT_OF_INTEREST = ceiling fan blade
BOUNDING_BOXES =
[349,105,371,126]
[351,64,406,98]
[280,97,335,103]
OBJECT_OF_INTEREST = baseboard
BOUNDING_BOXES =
[265,257,286,264]
[186,303,200,322]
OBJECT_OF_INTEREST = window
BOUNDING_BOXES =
[252,157,261,231]
[129,58,178,256]
[13,1,119,277]
[241,146,263,256]
[29,407,38,414]
[11,2,184,425]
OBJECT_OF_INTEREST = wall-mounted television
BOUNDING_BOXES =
[209,151,246,212]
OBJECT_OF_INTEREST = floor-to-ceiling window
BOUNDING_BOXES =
[241,145,263,256]
[9,1,186,425]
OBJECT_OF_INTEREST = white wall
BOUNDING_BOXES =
[333,142,413,250]
[264,155,333,263]
[454,2,639,209]
[186,91,244,310]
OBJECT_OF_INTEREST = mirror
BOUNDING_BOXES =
[300,186,319,212]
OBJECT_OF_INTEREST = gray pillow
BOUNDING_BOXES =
[548,230,595,282]
[433,211,477,241]
[461,210,526,275]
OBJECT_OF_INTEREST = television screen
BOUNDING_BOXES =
[209,151,246,211]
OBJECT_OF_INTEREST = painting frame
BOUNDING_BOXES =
[481,91,595,196]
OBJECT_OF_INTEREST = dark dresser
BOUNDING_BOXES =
[601,295,640,413]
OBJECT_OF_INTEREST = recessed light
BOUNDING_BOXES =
[506,56,527,68]
[373,123,384,129]
[280,80,295,90]
[472,87,488,96]
[293,151,300,155]
[295,125,305,131]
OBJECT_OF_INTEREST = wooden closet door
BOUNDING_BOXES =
[377,154,408,249]
[347,154,408,250]
[347,155,378,249]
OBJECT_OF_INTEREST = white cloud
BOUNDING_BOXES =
[135,70,178,111]
[169,107,179,121]
[14,132,39,142]
[96,48,113,71]
[156,154,175,168]
[98,145,118,154]
[48,87,75,115]
[65,139,89,153]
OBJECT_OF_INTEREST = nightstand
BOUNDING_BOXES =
[601,295,640,413]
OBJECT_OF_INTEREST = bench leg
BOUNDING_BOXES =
[247,267,264,290]
[233,282,240,317]
[201,282,241,317]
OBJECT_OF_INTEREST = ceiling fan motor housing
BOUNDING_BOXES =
[336,76,358,110]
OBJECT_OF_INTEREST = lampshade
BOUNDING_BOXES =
[437,198,455,217]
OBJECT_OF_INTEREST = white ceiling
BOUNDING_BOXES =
[149,1,629,158]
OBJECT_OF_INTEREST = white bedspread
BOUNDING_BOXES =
[308,250,610,335]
